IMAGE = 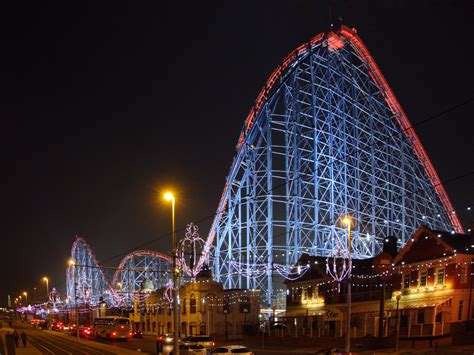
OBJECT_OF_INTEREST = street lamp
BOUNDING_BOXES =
[23,292,28,305]
[342,217,352,354]
[43,277,49,299]
[68,258,79,340]
[395,292,401,353]
[164,191,180,355]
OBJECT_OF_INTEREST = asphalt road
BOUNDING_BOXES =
[21,327,119,355]
[92,335,161,354]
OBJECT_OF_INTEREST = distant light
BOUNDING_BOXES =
[437,234,441,238]
[451,231,455,235]
[437,214,441,218]
[422,216,426,220]
[452,210,456,215]
[385,239,389,242]
[468,206,472,211]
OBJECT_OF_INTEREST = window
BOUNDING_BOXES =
[182,297,187,314]
[190,294,197,314]
[223,296,231,314]
[460,266,467,284]
[403,273,410,289]
[199,322,207,335]
[417,309,425,324]
[239,296,251,313]
[458,300,464,321]
[436,312,442,323]
[291,288,298,302]
[419,270,427,287]
[167,321,172,333]
[302,287,308,301]
[436,268,445,286]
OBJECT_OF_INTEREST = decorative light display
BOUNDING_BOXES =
[197,26,461,306]
[178,223,206,279]
[326,238,352,292]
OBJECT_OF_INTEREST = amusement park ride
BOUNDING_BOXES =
[66,26,462,310]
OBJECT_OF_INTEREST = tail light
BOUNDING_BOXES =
[112,331,117,337]
[212,342,215,346]
[129,332,132,336]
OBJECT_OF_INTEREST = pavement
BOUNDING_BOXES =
[10,323,140,354]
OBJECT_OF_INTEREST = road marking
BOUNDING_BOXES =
[29,336,55,354]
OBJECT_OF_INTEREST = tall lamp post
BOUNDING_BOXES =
[23,292,28,306]
[165,192,180,355]
[342,217,352,354]
[43,277,49,299]
[68,259,79,340]
[395,292,401,353]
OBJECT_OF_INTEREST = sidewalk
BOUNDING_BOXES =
[15,343,42,355]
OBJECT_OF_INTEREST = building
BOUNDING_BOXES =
[283,226,474,339]
[130,266,260,339]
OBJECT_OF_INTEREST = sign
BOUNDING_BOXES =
[324,308,343,321]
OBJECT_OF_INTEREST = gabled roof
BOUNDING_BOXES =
[393,225,471,265]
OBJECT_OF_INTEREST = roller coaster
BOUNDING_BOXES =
[66,26,462,308]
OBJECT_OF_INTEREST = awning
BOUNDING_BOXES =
[348,297,452,314]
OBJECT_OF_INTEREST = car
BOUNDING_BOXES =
[270,321,287,329]
[210,345,253,354]
[315,348,345,354]
[181,335,215,349]
[131,330,143,338]
[79,326,93,338]
[172,344,207,355]
[158,333,175,344]
[51,322,64,331]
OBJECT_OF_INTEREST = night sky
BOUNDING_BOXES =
[1,1,473,306]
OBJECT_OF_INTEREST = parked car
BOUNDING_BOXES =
[270,321,287,329]
[315,348,345,354]
[211,345,253,354]
[131,330,143,338]
[172,344,206,355]
[181,335,215,349]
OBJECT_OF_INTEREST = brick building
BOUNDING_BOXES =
[282,226,474,339]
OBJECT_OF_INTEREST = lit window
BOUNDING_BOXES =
[436,269,445,286]
[419,271,427,287]
[302,287,308,302]
[403,273,410,289]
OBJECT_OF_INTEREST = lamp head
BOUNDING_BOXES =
[23,292,27,296]
[342,217,352,227]
[68,258,76,266]
[396,292,402,301]
[43,277,48,282]
[164,192,174,201]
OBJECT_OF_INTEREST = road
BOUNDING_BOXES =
[17,325,128,354]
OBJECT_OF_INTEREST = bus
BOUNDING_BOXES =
[93,316,132,340]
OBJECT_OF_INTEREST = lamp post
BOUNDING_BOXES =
[395,292,401,353]
[223,308,229,341]
[23,292,28,305]
[342,217,352,354]
[117,282,124,317]
[43,277,49,299]
[69,258,79,340]
[165,192,180,355]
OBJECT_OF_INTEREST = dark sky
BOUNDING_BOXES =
[1,1,473,305]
